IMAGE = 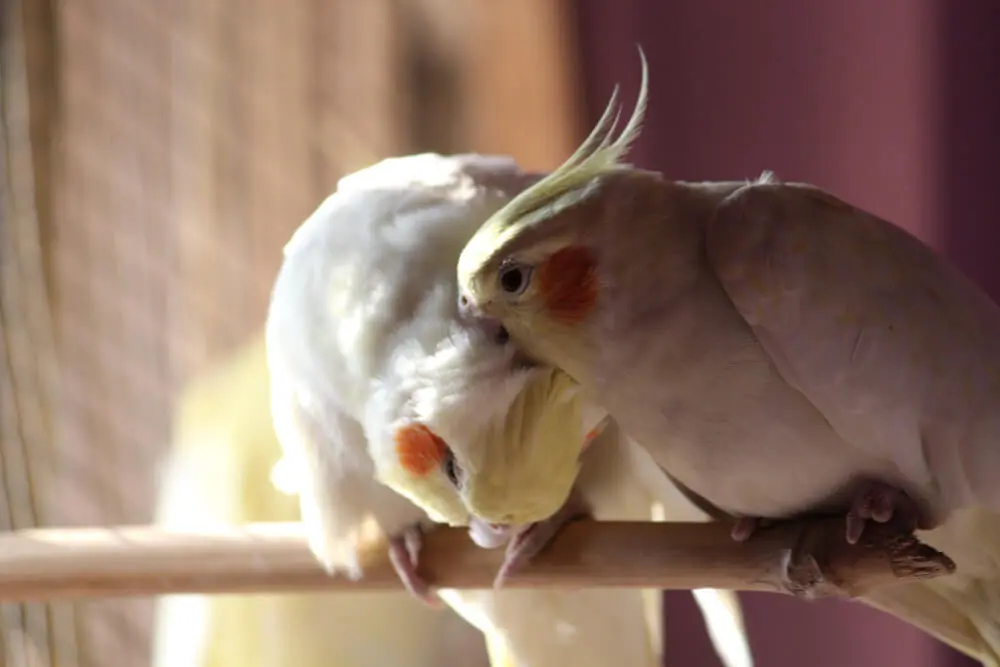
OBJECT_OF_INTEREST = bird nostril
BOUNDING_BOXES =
[459,294,469,307]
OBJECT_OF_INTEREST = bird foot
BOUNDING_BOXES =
[387,524,441,608]
[492,491,590,588]
[739,518,845,599]
[731,480,925,546]
[772,528,833,599]
[845,479,923,544]
[731,480,931,598]
[730,516,774,542]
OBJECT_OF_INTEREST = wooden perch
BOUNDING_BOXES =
[0,519,954,602]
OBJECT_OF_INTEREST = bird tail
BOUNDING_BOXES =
[867,579,1000,667]
[866,507,1000,667]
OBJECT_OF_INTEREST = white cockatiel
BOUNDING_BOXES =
[455,56,1000,665]
[264,152,755,667]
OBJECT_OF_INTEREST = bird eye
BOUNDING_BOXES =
[442,450,462,489]
[498,263,531,295]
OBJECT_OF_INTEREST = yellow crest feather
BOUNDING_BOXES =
[458,47,649,281]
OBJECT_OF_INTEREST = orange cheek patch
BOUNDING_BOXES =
[394,423,448,476]
[537,245,598,325]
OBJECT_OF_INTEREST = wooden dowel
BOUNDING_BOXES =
[0,519,954,602]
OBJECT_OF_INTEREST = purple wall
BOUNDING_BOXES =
[574,1,999,665]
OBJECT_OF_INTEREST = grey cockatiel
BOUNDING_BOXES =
[454,55,1000,665]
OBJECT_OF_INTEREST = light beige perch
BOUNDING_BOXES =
[0,519,954,601]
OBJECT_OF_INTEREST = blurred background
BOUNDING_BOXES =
[2,0,997,665]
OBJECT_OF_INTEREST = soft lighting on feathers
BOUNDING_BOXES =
[270,150,608,530]
[266,153,534,561]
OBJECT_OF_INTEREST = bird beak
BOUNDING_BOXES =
[468,517,514,549]
[458,295,508,344]
[458,292,486,318]
[470,316,508,344]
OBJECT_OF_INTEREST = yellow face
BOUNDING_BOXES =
[458,241,602,376]
[379,416,580,530]
[458,45,647,335]
[462,378,608,527]
[457,256,538,354]
[463,420,582,527]
[376,422,470,526]
[380,367,604,532]
[458,239,538,313]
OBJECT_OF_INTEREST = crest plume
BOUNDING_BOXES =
[458,47,650,275]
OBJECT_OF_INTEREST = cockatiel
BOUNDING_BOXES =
[264,152,754,667]
[265,152,598,596]
[456,53,1000,665]
[150,333,488,667]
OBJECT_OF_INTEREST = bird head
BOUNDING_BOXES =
[369,322,609,532]
[456,49,649,363]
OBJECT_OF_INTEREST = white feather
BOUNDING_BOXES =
[265,152,753,667]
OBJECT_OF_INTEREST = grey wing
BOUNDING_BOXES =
[704,181,1000,514]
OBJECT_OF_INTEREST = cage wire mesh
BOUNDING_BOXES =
[2,0,78,664]
[1,0,580,665]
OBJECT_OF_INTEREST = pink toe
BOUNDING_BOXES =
[731,517,759,542]
[845,516,865,544]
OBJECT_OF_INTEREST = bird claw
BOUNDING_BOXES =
[730,516,774,541]
[388,525,441,608]
[751,518,839,599]
[774,537,830,599]
[732,479,924,546]
[493,492,590,588]
[731,518,840,598]
[732,480,930,598]
[845,480,922,544]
